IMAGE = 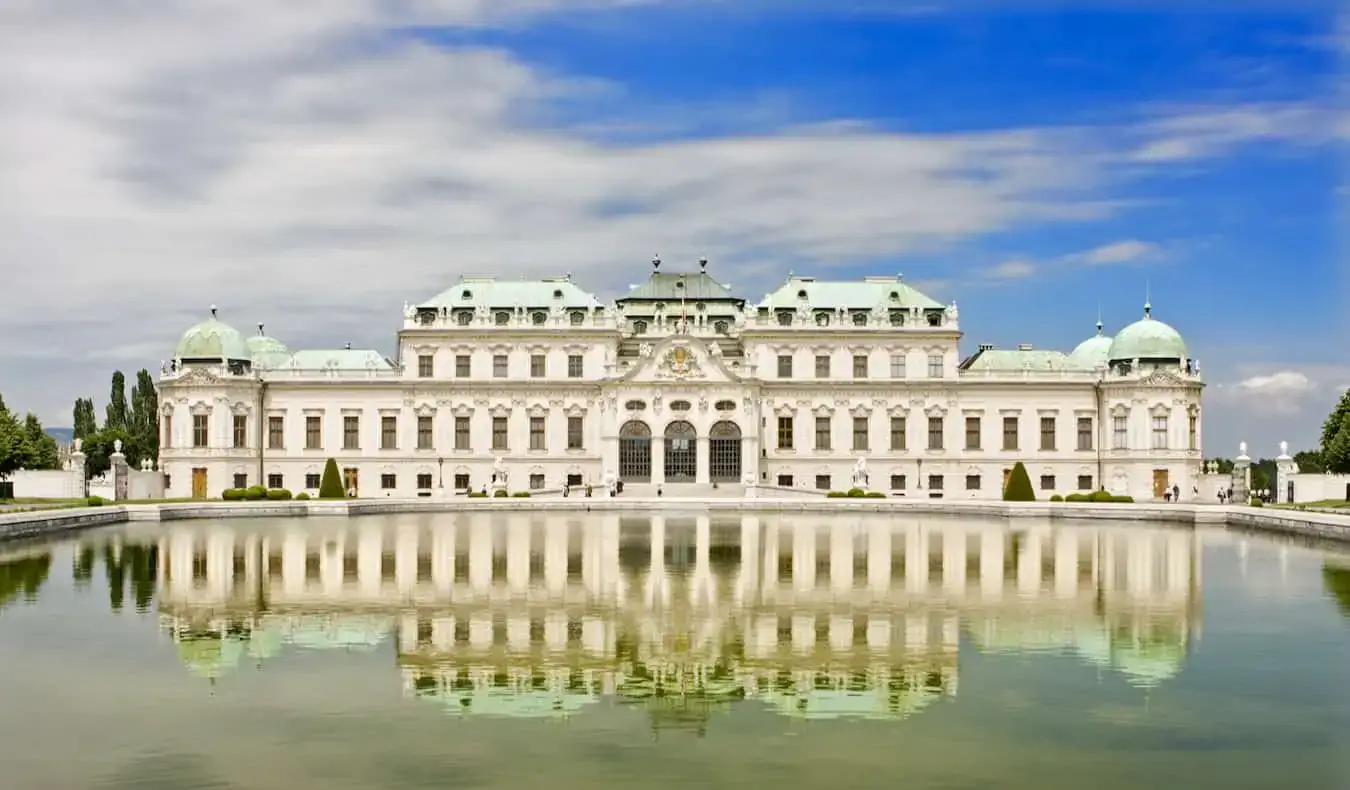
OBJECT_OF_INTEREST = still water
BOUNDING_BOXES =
[1,513,1348,790]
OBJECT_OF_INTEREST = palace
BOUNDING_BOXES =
[157,259,1203,500]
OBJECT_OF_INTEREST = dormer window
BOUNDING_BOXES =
[889,310,905,326]
[797,289,808,299]
[494,311,510,325]
[674,281,684,290]
[532,312,546,325]
[815,312,830,326]
[714,320,728,334]
[454,311,471,326]
[852,311,868,326]
[696,302,705,312]
[776,311,792,326]
[926,312,942,327]
[569,311,585,326]
[633,320,648,335]
[461,289,472,300]
[418,311,436,326]
[889,291,899,301]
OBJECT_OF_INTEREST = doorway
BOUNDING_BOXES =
[1151,469,1169,499]
[619,420,652,482]
[664,420,697,483]
[343,467,359,496]
[191,468,207,499]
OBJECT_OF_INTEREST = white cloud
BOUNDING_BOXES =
[1237,371,1314,396]
[1077,239,1158,265]
[987,259,1037,279]
[0,1,1339,426]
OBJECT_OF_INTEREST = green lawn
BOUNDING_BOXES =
[1275,499,1350,510]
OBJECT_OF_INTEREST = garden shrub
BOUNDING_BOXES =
[493,489,509,498]
[512,491,531,497]
[1003,462,1035,502]
[295,492,310,500]
[1090,490,1115,503]
[826,491,847,498]
[242,485,266,501]
[864,491,886,498]
[467,491,488,498]
[318,458,344,499]
[266,488,292,500]
[1049,494,1063,502]
[846,488,865,498]
[1249,497,1263,507]
[221,488,243,501]
[86,495,105,507]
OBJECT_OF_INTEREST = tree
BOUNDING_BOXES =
[1323,398,1350,475]
[319,458,345,498]
[21,413,59,470]
[72,398,98,440]
[128,369,159,464]
[1294,450,1325,474]
[1003,461,1035,502]
[82,428,130,480]
[0,401,25,480]
[105,371,129,434]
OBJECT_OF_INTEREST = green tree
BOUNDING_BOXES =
[128,369,159,464]
[72,397,98,441]
[82,428,130,480]
[1321,390,1350,474]
[319,458,345,498]
[0,401,25,480]
[21,413,60,470]
[1293,450,1325,474]
[1003,461,1036,502]
[105,371,129,433]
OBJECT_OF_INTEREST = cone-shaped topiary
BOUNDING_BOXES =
[318,458,345,499]
[1003,461,1035,502]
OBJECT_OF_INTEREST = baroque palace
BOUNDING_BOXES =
[157,259,1203,500]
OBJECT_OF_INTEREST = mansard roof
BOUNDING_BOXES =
[417,275,602,310]
[757,275,944,311]
[617,271,742,304]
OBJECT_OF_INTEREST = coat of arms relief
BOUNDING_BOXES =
[656,344,704,380]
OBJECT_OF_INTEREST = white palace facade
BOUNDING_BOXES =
[157,260,1204,500]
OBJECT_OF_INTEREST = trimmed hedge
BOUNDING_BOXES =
[295,492,311,500]
[86,495,106,506]
[266,488,293,500]
[512,491,532,497]
[493,490,509,498]
[318,458,344,499]
[1003,462,1035,502]
[1049,494,1063,502]
[467,491,488,498]
[1062,490,1134,503]
[827,490,886,498]
[1249,497,1263,507]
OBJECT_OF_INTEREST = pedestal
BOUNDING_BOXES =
[110,451,129,501]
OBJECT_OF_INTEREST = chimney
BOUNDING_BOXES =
[1017,343,1033,351]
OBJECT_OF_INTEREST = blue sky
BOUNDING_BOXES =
[0,0,1344,455]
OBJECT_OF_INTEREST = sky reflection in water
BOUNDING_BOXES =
[0,513,1348,790]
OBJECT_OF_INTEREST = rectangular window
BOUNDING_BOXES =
[161,414,172,449]
[889,354,905,378]
[852,354,868,378]
[1039,474,1056,491]
[1188,413,1197,450]
[814,416,831,451]
[455,355,471,378]
[777,355,793,378]
[815,475,831,491]
[304,473,320,489]
[417,473,433,490]
[529,416,546,450]
[232,415,247,449]
[267,416,284,449]
[814,355,830,378]
[567,416,584,450]
[1077,417,1093,451]
[890,474,906,491]
[1077,474,1093,491]
[417,354,434,378]
[1002,416,1018,451]
[233,473,248,489]
[529,473,545,490]
[305,416,322,450]
[1152,415,1169,450]
[455,416,470,451]
[492,417,508,451]
[381,416,397,450]
[1039,417,1056,451]
[453,473,470,490]
[343,415,360,450]
[777,474,794,487]
[381,473,396,490]
[267,473,283,489]
[964,416,981,450]
[965,474,981,491]
[890,417,906,451]
[927,417,944,451]
[193,414,209,448]
[417,415,433,450]
[1113,415,1128,449]
[567,354,584,378]
[493,355,508,378]
[530,354,545,378]
[927,354,943,378]
[928,474,944,491]
[852,416,869,451]
[777,416,794,450]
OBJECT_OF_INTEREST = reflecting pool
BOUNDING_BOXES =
[1,513,1349,789]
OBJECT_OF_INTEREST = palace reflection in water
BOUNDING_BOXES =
[90,513,1202,728]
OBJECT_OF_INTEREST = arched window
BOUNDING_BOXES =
[570,311,585,326]
[461,289,473,300]
[531,312,546,325]
[815,312,830,326]
[708,420,742,482]
[456,311,472,326]
[664,420,697,483]
[714,399,736,411]
[495,311,510,325]
[624,400,647,411]
[926,311,942,327]
[619,420,652,482]
[669,400,692,412]
[889,310,905,326]
[776,311,792,326]
[714,320,728,334]
[852,311,868,326]
[633,320,648,335]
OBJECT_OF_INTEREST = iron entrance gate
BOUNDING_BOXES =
[619,420,652,482]
[708,420,742,482]
[664,420,697,483]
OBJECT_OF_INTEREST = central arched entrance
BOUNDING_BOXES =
[708,420,742,482]
[619,420,652,482]
[664,420,697,483]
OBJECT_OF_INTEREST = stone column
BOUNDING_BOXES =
[110,440,129,501]
[652,437,665,486]
[695,437,710,484]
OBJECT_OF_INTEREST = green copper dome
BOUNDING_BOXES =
[1107,307,1186,362]
[175,308,250,361]
[1068,322,1113,369]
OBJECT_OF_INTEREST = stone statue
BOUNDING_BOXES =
[734,309,747,328]
[475,303,489,321]
[493,456,505,483]
[852,457,869,489]
[73,438,82,453]
[1238,441,1248,457]
[113,439,123,454]
[403,302,415,320]
[638,342,653,358]
[1279,440,1289,457]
